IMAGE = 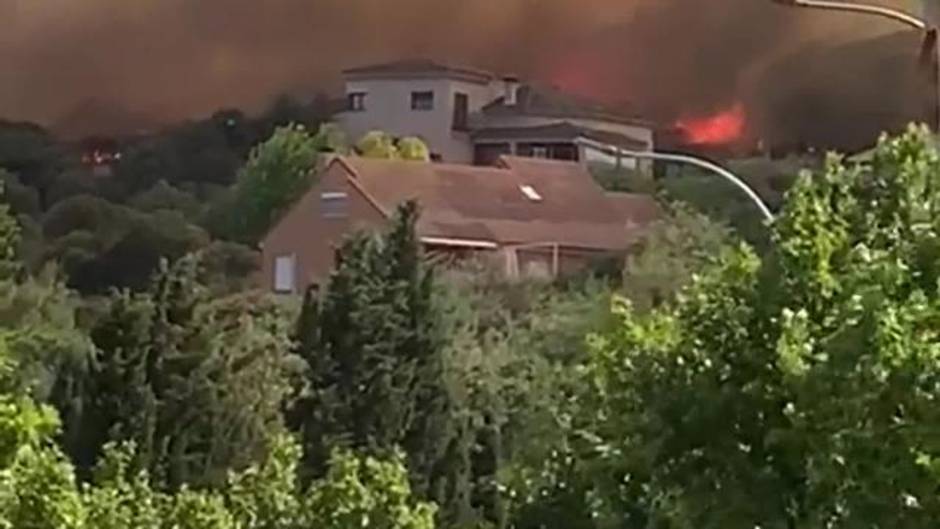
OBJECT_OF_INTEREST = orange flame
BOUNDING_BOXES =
[676,103,746,145]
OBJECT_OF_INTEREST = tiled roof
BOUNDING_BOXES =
[342,59,494,84]
[482,84,652,127]
[334,155,658,250]
[472,122,649,150]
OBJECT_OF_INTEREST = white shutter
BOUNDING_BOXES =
[274,255,296,293]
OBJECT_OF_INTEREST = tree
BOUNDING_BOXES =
[217,125,320,244]
[576,125,940,528]
[65,254,298,487]
[129,180,203,220]
[355,132,431,161]
[292,202,464,520]
[356,131,401,159]
[0,187,92,422]
[0,202,85,529]
[435,272,619,529]
[0,121,65,209]
[622,203,733,312]
[397,137,431,162]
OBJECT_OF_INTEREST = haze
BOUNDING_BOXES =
[0,0,919,137]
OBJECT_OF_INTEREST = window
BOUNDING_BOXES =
[274,255,296,293]
[452,92,469,130]
[519,184,543,202]
[347,92,366,111]
[531,146,549,159]
[320,191,349,218]
[411,91,434,111]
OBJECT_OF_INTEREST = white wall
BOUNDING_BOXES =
[336,78,499,164]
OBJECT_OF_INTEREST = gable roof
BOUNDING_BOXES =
[482,84,653,127]
[330,155,658,250]
[342,59,494,85]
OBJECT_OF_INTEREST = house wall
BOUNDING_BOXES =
[336,77,498,163]
[260,163,386,293]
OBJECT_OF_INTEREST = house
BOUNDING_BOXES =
[334,59,655,166]
[260,155,660,293]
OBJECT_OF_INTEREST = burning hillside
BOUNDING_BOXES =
[676,103,747,146]
[2,0,922,151]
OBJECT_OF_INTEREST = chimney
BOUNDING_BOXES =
[503,76,520,106]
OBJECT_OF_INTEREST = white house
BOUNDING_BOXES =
[334,59,656,166]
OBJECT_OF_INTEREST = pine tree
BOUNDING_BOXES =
[293,201,471,523]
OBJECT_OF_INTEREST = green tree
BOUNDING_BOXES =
[355,132,431,162]
[305,448,437,529]
[65,255,298,487]
[356,131,401,159]
[293,202,463,520]
[397,137,431,162]
[219,125,320,244]
[622,203,733,312]
[577,125,940,528]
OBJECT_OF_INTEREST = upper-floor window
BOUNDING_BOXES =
[320,191,349,218]
[452,92,469,130]
[348,92,367,112]
[411,91,434,111]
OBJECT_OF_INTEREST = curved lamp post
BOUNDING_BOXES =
[769,0,939,130]
[575,137,775,223]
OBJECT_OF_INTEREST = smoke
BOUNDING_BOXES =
[1,0,921,147]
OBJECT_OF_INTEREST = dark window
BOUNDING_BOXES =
[347,92,366,111]
[452,93,469,130]
[517,142,579,162]
[411,91,434,111]
[473,143,511,166]
[320,192,349,218]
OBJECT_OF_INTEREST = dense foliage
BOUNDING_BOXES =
[7,96,940,528]
[522,126,940,528]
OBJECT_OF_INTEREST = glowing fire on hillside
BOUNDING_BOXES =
[676,103,746,145]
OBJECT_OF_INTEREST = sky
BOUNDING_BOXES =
[0,0,923,136]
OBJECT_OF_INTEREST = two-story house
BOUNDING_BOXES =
[335,59,655,166]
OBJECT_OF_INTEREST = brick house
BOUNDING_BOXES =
[260,155,659,294]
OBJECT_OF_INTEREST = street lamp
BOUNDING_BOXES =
[575,137,775,223]
[769,0,940,130]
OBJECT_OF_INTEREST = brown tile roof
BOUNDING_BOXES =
[334,155,658,251]
[482,84,653,127]
[472,122,649,150]
[342,59,494,84]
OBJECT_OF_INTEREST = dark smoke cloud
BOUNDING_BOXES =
[2,0,918,146]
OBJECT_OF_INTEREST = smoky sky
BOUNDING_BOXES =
[0,0,921,140]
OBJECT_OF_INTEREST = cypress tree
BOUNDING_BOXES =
[293,201,472,522]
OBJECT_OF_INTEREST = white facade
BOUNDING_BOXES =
[337,77,498,163]
[334,62,655,165]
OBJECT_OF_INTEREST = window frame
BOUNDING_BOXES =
[411,90,435,111]
[452,92,469,130]
[347,92,367,112]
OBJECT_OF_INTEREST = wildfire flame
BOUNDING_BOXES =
[676,103,746,145]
